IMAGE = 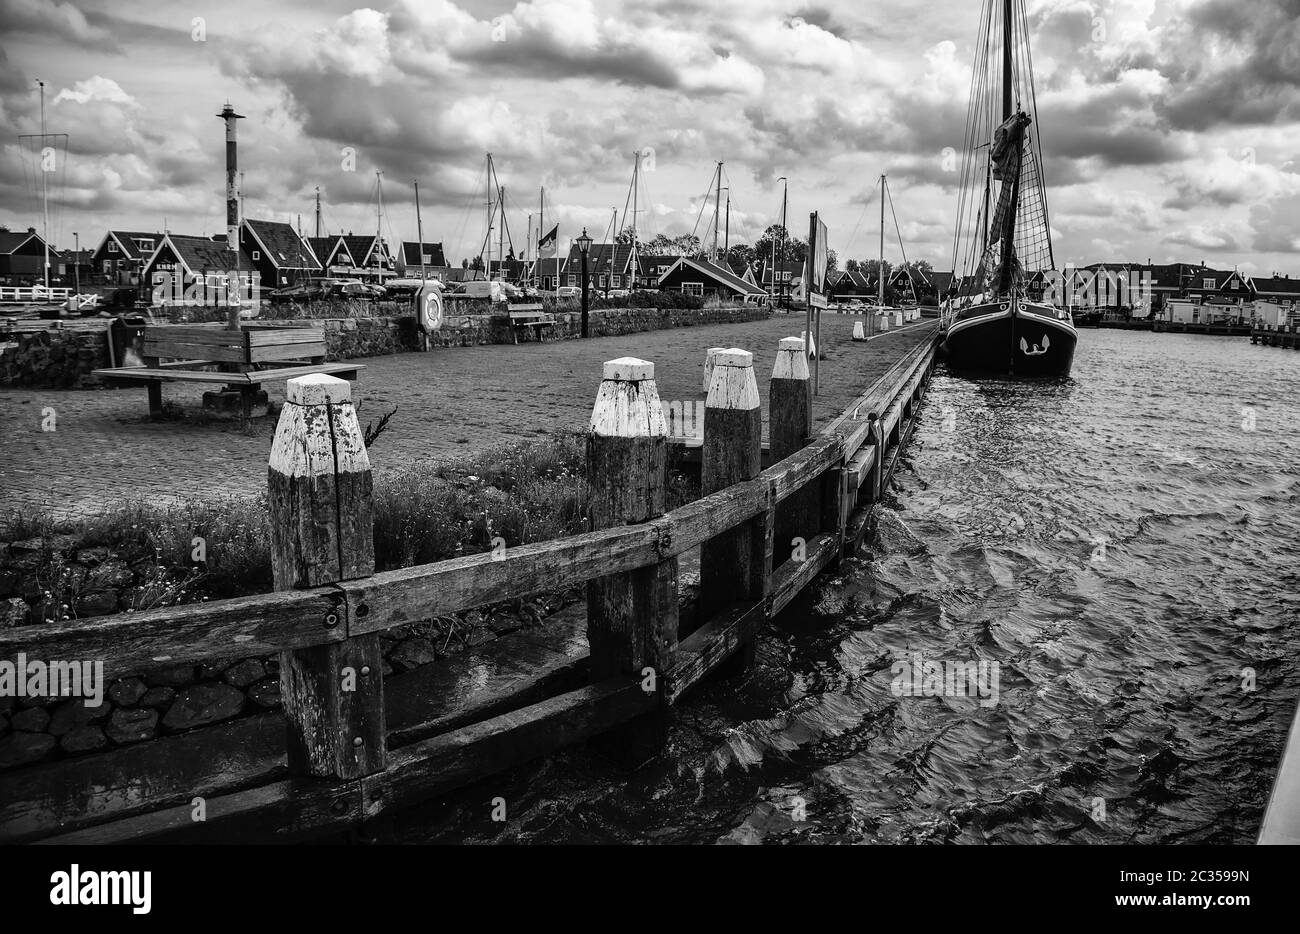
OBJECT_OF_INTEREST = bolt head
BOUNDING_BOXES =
[353,736,364,747]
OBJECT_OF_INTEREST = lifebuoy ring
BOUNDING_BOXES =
[417,284,444,332]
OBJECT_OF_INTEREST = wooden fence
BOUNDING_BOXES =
[0,326,938,843]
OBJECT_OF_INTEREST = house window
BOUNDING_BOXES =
[252,251,261,261]
[682,282,703,296]
[1203,278,1214,289]
[567,275,576,286]
[108,241,118,253]
[135,239,153,252]
[598,275,606,288]
[612,275,621,287]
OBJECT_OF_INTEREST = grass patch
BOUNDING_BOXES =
[2,431,700,607]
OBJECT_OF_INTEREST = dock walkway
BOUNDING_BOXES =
[1,314,934,518]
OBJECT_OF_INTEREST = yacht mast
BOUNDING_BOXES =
[878,174,885,308]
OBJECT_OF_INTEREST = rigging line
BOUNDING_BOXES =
[951,0,992,278]
[686,164,718,246]
[1020,0,1053,269]
[886,180,920,303]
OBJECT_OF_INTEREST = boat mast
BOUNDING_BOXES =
[484,153,493,280]
[538,186,544,289]
[780,177,788,306]
[1002,0,1013,122]
[315,186,321,238]
[375,171,383,279]
[414,178,426,280]
[499,184,506,281]
[878,174,885,308]
[630,151,639,288]
[39,79,48,291]
[713,161,722,263]
[724,187,730,256]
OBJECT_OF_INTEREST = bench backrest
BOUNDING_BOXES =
[143,325,326,364]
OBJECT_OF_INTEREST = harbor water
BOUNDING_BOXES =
[397,328,1300,844]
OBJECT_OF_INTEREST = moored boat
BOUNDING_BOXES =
[940,0,1076,377]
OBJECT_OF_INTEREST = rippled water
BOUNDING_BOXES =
[397,329,1300,844]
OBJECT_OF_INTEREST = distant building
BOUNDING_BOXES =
[397,241,449,279]
[655,256,768,303]
[0,227,59,283]
[57,249,93,282]
[241,219,322,288]
[141,233,256,304]
[528,257,567,291]
[91,230,165,285]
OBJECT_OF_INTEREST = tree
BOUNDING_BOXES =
[845,258,860,273]
[723,243,756,270]
[614,225,645,253]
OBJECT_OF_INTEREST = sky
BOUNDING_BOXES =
[1,0,1298,275]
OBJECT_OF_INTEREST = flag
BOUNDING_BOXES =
[538,224,558,258]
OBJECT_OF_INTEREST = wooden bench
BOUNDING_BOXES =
[507,306,555,343]
[92,323,361,419]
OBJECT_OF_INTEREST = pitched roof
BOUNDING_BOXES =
[157,234,243,273]
[659,256,768,296]
[340,235,383,267]
[1252,274,1300,298]
[308,236,347,265]
[244,219,321,270]
[101,230,166,261]
[401,241,447,267]
[564,242,637,274]
[0,230,51,254]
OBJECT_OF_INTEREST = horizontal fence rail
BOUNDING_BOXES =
[0,322,940,843]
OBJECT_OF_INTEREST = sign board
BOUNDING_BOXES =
[805,211,829,296]
[808,291,828,310]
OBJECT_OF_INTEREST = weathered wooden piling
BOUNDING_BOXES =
[586,357,676,762]
[268,373,386,780]
[700,348,768,673]
[770,337,815,561]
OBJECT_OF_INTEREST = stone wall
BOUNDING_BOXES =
[0,327,110,389]
[0,303,768,389]
[0,532,573,771]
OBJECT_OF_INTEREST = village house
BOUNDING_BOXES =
[397,241,449,279]
[755,259,804,304]
[240,219,323,289]
[0,227,59,284]
[140,233,256,305]
[89,231,164,286]
[528,256,567,291]
[655,256,769,303]
[56,248,93,283]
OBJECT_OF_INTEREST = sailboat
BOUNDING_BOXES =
[940,0,1076,377]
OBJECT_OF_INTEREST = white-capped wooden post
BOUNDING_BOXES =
[587,357,676,764]
[770,337,814,567]
[700,348,768,674]
[269,373,386,780]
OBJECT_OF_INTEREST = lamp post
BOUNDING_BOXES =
[577,227,592,338]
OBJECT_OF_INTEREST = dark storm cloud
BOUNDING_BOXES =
[1154,0,1300,130]
[0,0,119,51]
[458,36,686,89]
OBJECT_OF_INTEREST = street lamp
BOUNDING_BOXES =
[576,227,593,338]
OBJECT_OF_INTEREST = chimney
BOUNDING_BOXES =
[216,103,245,250]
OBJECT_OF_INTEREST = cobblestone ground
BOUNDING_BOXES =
[0,315,935,518]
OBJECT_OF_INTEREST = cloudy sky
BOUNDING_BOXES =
[1,0,1298,274]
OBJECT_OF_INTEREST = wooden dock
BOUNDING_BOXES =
[1250,325,1299,348]
[0,323,939,843]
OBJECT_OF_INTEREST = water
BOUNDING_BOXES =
[396,329,1300,844]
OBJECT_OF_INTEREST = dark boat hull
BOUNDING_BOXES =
[942,301,1077,377]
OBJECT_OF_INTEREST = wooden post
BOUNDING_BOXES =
[269,373,386,780]
[586,357,676,765]
[770,337,814,569]
[700,348,767,674]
